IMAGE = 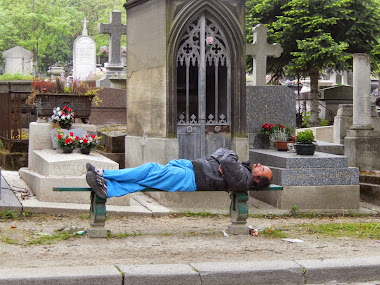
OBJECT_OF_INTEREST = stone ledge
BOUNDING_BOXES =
[250,149,348,169]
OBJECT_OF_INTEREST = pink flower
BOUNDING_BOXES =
[205,37,214,45]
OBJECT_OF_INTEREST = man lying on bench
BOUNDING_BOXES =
[85,148,273,200]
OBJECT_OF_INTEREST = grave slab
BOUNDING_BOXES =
[250,149,360,210]
[19,150,129,206]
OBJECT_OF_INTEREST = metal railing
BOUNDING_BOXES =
[0,82,33,152]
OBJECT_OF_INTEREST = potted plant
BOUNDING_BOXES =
[270,129,290,151]
[294,129,317,155]
[56,130,76,153]
[51,106,74,129]
[75,132,102,155]
[254,123,274,149]
[27,76,102,123]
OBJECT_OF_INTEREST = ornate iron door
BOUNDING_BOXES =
[177,14,231,160]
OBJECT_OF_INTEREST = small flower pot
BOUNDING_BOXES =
[80,147,91,155]
[274,141,289,151]
[253,133,270,149]
[294,143,317,155]
[59,122,72,130]
[61,146,74,154]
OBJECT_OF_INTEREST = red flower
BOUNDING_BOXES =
[42,88,47,92]
[67,108,72,112]
[281,125,285,129]
[57,134,62,139]
[91,134,96,139]
[63,106,67,110]
[75,136,79,140]
[70,132,74,136]
[83,138,88,143]
[65,138,73,144]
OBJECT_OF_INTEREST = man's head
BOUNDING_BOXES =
[251,163,273,190]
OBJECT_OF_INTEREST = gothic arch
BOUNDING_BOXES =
[167,1,246,137]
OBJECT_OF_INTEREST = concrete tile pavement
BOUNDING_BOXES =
[0,258,379,284]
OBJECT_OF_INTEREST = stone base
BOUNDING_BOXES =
[344,134,380,170]
[19,150,129,206]
[87,226,108,238]
[250,185,360,210]
[125,136,179,167]
[228,224,249,235]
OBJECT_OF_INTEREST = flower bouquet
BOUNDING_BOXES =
[56,130,76,153]
[51,106,74,129]
[75,133,102,155]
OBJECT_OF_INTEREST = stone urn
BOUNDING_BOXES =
[35,93,95,123]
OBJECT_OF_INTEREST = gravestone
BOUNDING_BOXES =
[246,86,296,147]
[97,10,127,88]
[250,149,360,210]
[2,46,33,75]
[73,17,97,80]
[344,53,380,170]
[246,24,283,86]
[19,122,129,206]
[318,85,353,122]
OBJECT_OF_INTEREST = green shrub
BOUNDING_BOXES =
[0,73,34,80]
[295,129,315,144]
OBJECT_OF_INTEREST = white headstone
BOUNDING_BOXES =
[2,46,33,75]
[352,53,372,130]
[246,24,283,86]
[73,18,96,80]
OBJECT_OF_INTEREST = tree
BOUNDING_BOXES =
[246,0,380,126]
[0,0,126,74]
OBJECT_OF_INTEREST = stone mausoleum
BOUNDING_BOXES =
[124,0,248,167]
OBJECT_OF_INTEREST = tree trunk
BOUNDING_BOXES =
[309,67,319,127]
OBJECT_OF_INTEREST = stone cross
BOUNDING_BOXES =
[246,24,283,86]
[97,10,127,68]
[81,17,89,36]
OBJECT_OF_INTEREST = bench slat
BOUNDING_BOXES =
[53,184,283,192]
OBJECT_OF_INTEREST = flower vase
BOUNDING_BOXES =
[59,122,72,130]
[62,146,74,154]
[274,141,289,151]
[80,147,91,155]
[253,134,270,149]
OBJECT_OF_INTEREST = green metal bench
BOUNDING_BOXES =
[53,185,283,238]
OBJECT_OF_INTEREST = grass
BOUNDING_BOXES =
[259,227,288,238]
[173,212,227,218]
[0,211,36,220]
[27,232,77,245]
[301,222,380,239]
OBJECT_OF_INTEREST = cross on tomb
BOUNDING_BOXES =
[97,10,127,68]
[81,17,89,36]
[246,24,283,86]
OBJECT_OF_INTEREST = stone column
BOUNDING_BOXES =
[352,53,373,130]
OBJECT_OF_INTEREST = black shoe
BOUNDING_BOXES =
[86,163,104,176]
[86,171,108,199]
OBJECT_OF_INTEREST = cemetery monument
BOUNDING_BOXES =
[73,17,97,80]
[2,46,33,75]
[97,10,127,88]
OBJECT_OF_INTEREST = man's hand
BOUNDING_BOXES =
[218,165,224,177]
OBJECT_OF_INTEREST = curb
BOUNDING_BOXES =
[0,257,379,285]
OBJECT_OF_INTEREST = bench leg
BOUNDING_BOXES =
[87,191,108,238]
[228,192,249,235]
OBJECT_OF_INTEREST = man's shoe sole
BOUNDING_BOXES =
[86,172,107,199]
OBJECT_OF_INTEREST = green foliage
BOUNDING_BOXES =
[0,0,126,74]
[295,129,315,144]
[0,73,34,80]
[303,222,380,239]
[301,111,311,128]
[259,227,287,238]
[320,119,329,126]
